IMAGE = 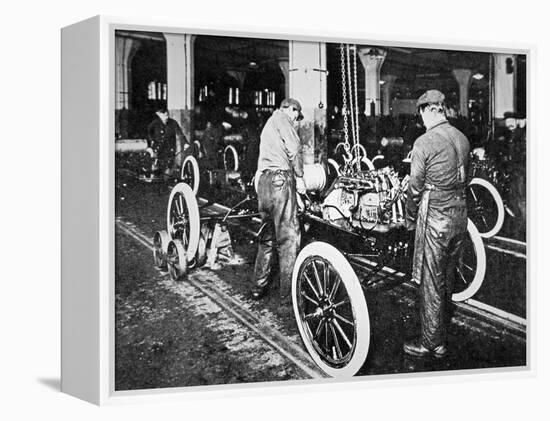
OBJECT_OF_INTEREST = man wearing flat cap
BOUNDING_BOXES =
[404,89,470,358]
[250,98,306,315]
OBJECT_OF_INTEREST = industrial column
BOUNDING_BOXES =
[357,47,387,116]
[115,35,140,138]
[164,33,196,166]
[493,53,517,118]
[452,69,473,117]
[381,75,397,116]
[288,41,327,165]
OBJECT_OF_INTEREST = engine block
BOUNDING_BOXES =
[321,168,409,226]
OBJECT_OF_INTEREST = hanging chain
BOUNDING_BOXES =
[346,45,357,149]
[352,45,361,171]
[339,44,350,155]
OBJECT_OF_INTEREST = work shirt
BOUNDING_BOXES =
[257,109,303,177]
[406,120,470,221]
[147,117,186,151]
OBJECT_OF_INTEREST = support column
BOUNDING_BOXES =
[288,42,327,165]
[381,75,397,116]
[164,33,196,165]
[358,47,386,116]
[493,53,516,118]
[278,59,289,99]
[115,36,140,138]
[452,69,473,117]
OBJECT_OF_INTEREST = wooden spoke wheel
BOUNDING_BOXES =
[292,241,370,377]
[223,145,239,171]
[180,155,200,195]
[166,239,188,281]
[467,177,505,239]
[166,182,200,261]
[452,219,486,302]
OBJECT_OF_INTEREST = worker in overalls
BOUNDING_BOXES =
[250,98,306,315]
[404,90,470,358]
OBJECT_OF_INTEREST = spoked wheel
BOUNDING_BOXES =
[292,241,370,377]
[153,230,170,269]
[166,182,200,261]
[180,155,200,195]
[467,177,505,238]
[452,219,486,302]
[223,145,239,171]
[166,239,188,281]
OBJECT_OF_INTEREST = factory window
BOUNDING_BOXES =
[228,87,240,105]
[147,81,167,100]
[198,85,209,102]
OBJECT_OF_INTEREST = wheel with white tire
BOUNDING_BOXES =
[223,145,239,171]
[153,230,170,269]
[292,241,370,377]
[166,239,188,281]
[166,182,200,261]
[180,155,200,195]
[452,219,486,302]
[467,177,505,239]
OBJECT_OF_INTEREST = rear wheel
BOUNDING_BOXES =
[292,241,370,377]
[180,155,200,195]
[452,219,486,302]
[223,145,239,171]
[467,177,505,238]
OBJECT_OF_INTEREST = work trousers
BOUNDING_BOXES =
[253,169,301,301]
[416,205,467,349]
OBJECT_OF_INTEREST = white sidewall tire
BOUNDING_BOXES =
[468,177,505,238]
[452,219,486,302]
[166,182,200,261]
[181,155,200,195]
[292,241,370,377]
[224,145,239,171]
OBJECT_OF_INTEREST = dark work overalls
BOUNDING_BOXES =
[252,109,303,302]
[406,120,470,349]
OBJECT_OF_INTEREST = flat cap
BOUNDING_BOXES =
[416,89,445,108]
[281,98,304,120]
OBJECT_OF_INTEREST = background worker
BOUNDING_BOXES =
[147,106,189,177]
[250,98,306,315]
[404,90,470,358]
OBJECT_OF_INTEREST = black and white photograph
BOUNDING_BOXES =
[113,28,527,390]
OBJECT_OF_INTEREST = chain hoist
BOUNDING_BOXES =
[339,44,351,165]
[352,45,361,172]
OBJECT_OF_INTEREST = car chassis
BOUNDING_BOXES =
[153,162,486,378]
